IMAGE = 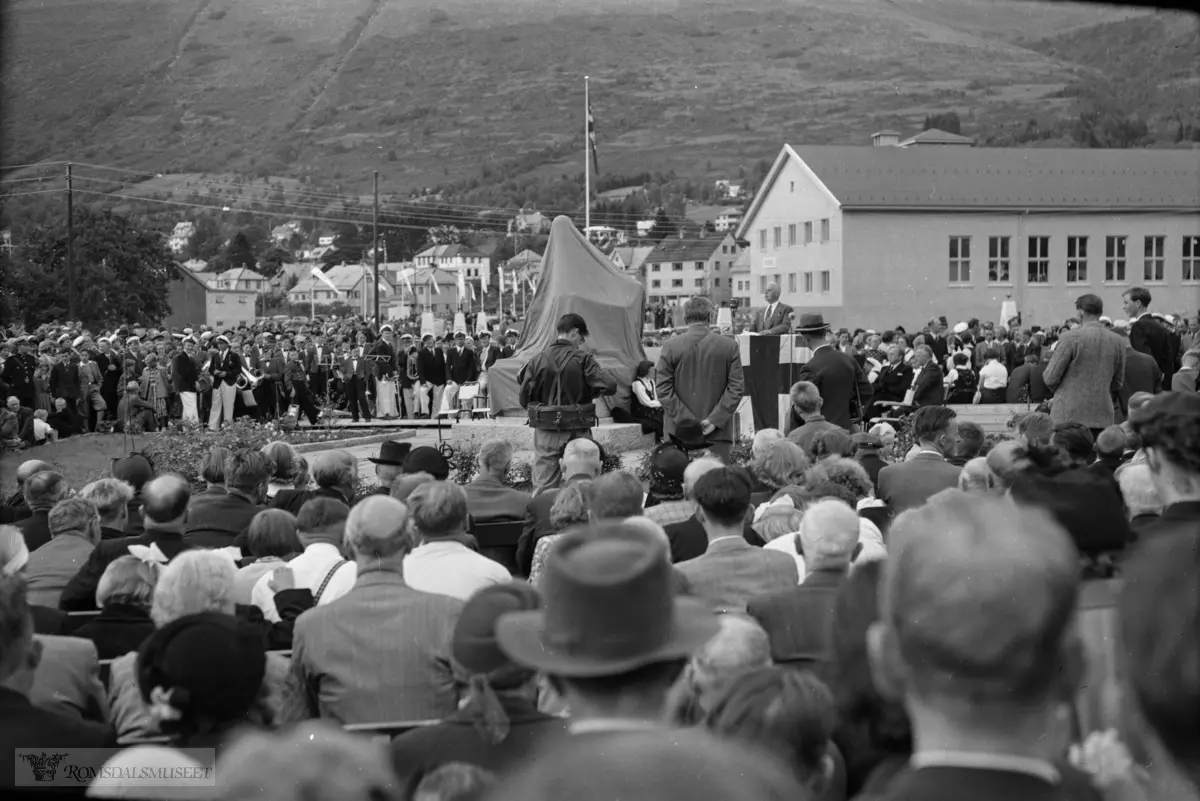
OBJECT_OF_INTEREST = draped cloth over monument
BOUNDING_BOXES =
[488,216,647,417]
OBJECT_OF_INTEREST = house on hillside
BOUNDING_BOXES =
[735,136,1200,330]
[180,258,208,272]
[610,246,654,276]
[317,235,335,247]
[715,180,743,199]
[286,264,395,316]
[585,225,627,247]
[271,221,303,244]
[389,266,468,314]
[715,208,745,232]
[208,268,267,292]
[414,244,492,286]
[167,222,195,254]
[509,210,550,235]
[643,233,738,305]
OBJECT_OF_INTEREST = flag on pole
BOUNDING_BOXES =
[588,96,599,174]
[456,269,466,302]
[510,270,517,300]
[428,272,440,295]
[498,267,506,296]
[469,281,476,303]
[399,269,413,295]
[311,267,342,296]
[527,275,538,293]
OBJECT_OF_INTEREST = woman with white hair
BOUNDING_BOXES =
[957,457,1000,496]
[73,555,159,659]
[664,613,773,726]
[106,550,291,742]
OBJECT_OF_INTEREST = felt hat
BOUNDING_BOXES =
[368,440,413,466]
[496,526,719,677]
[453,582,542,676]
[794,313,831,334]
[112,454,155,492]
[403,445,450,481]
[669,418,711,452]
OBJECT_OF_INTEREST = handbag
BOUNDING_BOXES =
[526,351,598,431]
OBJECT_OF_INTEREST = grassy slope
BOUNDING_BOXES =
[1,0,1188,199]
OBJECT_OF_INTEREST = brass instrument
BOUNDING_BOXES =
[235,366,264,390]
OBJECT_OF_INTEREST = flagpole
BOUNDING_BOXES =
[584,75,591,233]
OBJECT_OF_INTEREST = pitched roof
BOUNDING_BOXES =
[739,144,1200,234]
[611,245,655,272]
[506,249,543,268]
[645,236,729,264]
[899,128,975,146]
[217,268,265,281]
[415,243,489,260]
[289,264,395,294]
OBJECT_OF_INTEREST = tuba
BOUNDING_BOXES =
[235,365,264,389]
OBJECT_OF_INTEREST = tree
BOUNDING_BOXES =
[225,232,255,270]
[647,208,676,242]
[256,244,291,279]
[2,209,174,328]
[923,112,962,134]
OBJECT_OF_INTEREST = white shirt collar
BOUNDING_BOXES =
[910,751,1060,784]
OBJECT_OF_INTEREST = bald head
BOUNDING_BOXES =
[141,475,191,525]
[15,460,53,488]
[683,457,724,498]
[346,496,411,560]
[877,492,1078,709]
[798,500,860,570]
[561,438,602,479]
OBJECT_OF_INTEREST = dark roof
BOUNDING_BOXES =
[645,236,729,264]
[790,144,1200,211]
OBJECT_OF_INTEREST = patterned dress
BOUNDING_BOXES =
[140,367,168,419]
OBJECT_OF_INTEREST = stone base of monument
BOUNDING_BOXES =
[450,416,653,451]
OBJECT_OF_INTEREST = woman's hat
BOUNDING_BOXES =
[649,443,690,491]
[496,525,719,677]
[403,446,450,481]
[367,440,412,466]
[793,313,831,334]
[670,419,711,452]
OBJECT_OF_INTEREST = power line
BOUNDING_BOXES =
[0,175,65,186]
[0,161,68,172]
[0,188,67,199]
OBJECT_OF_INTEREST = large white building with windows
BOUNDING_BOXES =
[736,141,1200,330]
[642,233,739,306]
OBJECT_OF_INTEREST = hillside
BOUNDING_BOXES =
[2,0,1195,202]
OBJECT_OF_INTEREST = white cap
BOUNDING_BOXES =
[183,328,194,335]
[380,324,394,333]
[953,322,968,334]
[126,335,140,343]
[73,336,86,348]
[1100,316,1112,324]
[216,335,231,344]
[200,331,214,340]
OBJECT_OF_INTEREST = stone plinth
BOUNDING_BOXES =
[450,417,652,452]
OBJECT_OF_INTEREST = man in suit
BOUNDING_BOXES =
[1124,287,1177,387]
[444,330,480,413]
[749,282,793,335]
[784,380,841,452]
[1044,294,1126,433]
[515,439,602,577]
[184,449,269,548]
[24,498,100,609]
[280,496,463,725]
[172,337,200,425]
[656,296,744,463]
[858,494,1085,801]
[0,576,111,788]
[49,350,82,412]
[0,460,51,525]
[0,337,37,410]
[464,438,531,523]
[1118,331,1162,420]
[340,347,372,423]
[1005,346,1051,404]
[1181,315,1200,353]
[792,314,872,431]
[30,633,108,723]
[208,335,242,430]
[1128,392,1200,541]
[877,406,961,515]
[866,345,913,421]
[747,500,858,667]
[13,471,70,552]
[59,474,193,611]
[925,316,949,364]
[675,467,798,613]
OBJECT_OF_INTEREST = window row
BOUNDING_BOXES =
[758,219,831,251]
[649,261,727,272]
[947,234,1200,285]
[650,278,723,289]
[757,272,831,295]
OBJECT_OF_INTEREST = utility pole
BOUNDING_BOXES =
[372,170,380,326]
[66,162,76,321]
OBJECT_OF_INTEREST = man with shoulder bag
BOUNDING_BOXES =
[519,313,617,494]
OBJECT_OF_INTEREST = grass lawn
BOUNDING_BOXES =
[1,434,137,497]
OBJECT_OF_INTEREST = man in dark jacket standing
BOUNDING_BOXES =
[49,351,82,412]
[519,313,616,494]
[0,338,37,410]
[792,314,873,432]
[171,337,200,425]
[207,335,242,431]
[1124,287,1177,387]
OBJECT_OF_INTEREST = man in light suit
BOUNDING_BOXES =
[676,467,798,613]
[877,405,961,514]
[792,313,873,432]
[749,282,793,335]
[207,335,242,430]
[464,438,532,523]
[1044,294,1125,433]
[655,296,744,463]
[280,496,462,725]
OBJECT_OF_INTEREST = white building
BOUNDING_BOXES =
[207,268,267,292]
[413,244,492,287]
[287,264,395,316]
[735,138,1200,330]
[714,208,745,232]
[584,225,628,247]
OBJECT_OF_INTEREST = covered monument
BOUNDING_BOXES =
[488,215,647,417]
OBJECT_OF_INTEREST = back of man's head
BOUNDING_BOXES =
[797,500,859,571]
[346,496,411,561]
[1052,422,1095,467]
[15,460,52,489]
[1119,531,1200,790]
[310,450,357,492]
[407,481,469,539]
[693,467,753,528]
[954,422,985,461]
[225,449,273,496]
[874,493,1079,719]
[1131,391,1200,483]
[477,439,514,477]
[683,296,714,325]
[48,497,99,540]
[141,475,191,525]
[789,382,822,416]
[911,406,957,449]
[24,471,69,511]
[589,471,645,521]
[1095,425,1127,459]
[683,457,724,499]
[295,497,350,547]
[561,438,602,480]
[112,454,154,494]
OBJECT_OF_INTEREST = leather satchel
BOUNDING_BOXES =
[526,351,597,431]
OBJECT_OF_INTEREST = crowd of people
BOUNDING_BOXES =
[0,316,1197,799]
[0,318,524,448]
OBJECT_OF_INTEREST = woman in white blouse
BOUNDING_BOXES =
[630,360,664,443]
[977,346,1009,404]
